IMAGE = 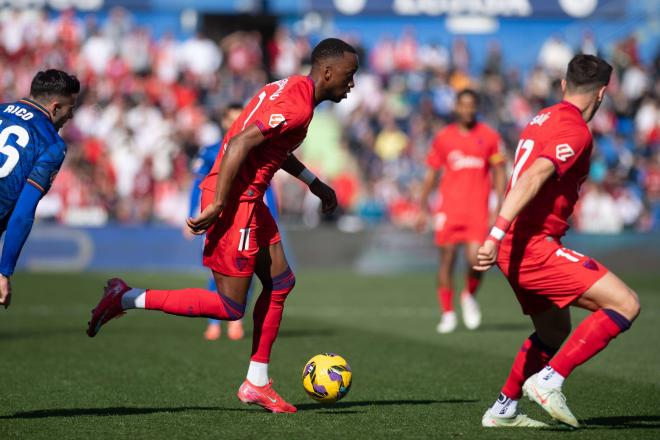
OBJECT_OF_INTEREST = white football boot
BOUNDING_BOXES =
[523,374,579,428]
[482,409,548,428]
[436,311,457,334]
[460,292,482,330]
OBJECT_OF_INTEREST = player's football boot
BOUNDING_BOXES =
[481,409,548,428]
[237,379,297,413]
[523,374,579,428]
[436,311,457,334]
[204,322,221,340]
[460,292,482,330]
[86,278,130,337]
[227,320,244,340]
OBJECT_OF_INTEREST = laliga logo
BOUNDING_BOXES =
[556,143,575,162]
[448,150,484,170]
[269,114,286,128]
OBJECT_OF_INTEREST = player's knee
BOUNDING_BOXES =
[619,288,640,322]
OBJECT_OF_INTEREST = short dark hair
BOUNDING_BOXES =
[311,38,357,65]
[224,102,243,114]
[565,54,612,93]
[456,88,480,105]
[30,69,80,99]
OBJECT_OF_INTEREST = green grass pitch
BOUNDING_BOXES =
[1,269,659,439]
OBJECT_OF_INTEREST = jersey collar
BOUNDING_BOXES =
[560,100,582,115]
[19,98,53,122]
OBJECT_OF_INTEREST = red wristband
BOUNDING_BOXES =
[488,215,511,241]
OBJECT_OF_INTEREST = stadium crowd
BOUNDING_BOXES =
[1,8,658,233]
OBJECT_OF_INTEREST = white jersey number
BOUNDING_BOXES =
[510,139,534,188]
[0,123,30,178]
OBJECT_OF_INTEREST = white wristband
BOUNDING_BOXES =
[489,226,506,241]
[297,168,317,186]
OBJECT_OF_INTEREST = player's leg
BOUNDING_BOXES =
[461,241,483,330]
[237,240,297,413]
[204,276,221,341]
[483,306,568,427]
[540,271,639,388]
[436,244,458,333]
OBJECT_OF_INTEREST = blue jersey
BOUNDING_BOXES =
[0,99,66,220]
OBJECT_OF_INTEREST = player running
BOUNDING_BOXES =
[417,89,506,333]
[476,54,640,428]
[0,69,80,308]
[87,38,359,413]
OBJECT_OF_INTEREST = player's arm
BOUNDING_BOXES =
[490,161,507,223]
[0,183,42,308]
[281,154,337,214]
[415,167,440,232]
[187,125,265,234]
[473,157,556,271]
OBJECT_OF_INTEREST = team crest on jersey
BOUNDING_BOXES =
[530,112,551,126]
[268,113,286,128]
[556,143,575,162]
[235,256,249,271]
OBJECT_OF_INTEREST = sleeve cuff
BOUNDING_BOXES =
[26,178,45,193]
[538,155,562,176]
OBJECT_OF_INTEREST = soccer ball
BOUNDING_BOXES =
[302,353,352,403]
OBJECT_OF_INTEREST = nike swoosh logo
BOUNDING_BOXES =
[267,396,277,403]
[532,386,548,405]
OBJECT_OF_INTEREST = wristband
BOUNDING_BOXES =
[297,168,317,186]
[488,215,511,241]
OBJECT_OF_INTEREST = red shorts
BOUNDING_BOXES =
[434,212,487,246]
[498,235,609,315]
[201,190,281,277]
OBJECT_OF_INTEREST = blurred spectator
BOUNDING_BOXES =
[0,8,656,233]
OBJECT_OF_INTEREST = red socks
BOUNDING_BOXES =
[145,288,245,320]
[438,287,454,312]
[251,267,296,363]
[549,308,631,378]
[502,333,558,399]
[466,275,481,296]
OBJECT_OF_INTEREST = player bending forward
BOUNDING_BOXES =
[0,70,80,308]
[87,38,359,413]
[417,89,506,333]
[476,54,640,428]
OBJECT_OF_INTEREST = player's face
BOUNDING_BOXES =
[585,85,607,123]
[52,94,78,130]
[222,108,242,131]
[455,94,478,126]
[327,52,359,103]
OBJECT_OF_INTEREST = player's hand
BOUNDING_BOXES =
[309,179,337,214]
[415,210,429,233]
[186,202,224,235]
[182,224,195,240]
[0,274,12,309]
[473,239,499,272]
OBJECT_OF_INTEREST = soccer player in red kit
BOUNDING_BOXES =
[476,55,640,428]
[417,89,506,333]
[86,38,359,413]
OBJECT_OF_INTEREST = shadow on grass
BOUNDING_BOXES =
[0,406,252,419]
[582,415,660,429]
[296,398,478,411]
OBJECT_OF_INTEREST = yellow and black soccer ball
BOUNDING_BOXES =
[302,353,352,403]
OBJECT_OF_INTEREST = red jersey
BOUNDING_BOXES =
[426,122,504,221]
[506,101,593,239]
[201,75,315,202]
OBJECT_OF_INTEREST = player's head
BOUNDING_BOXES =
[29,69,80,130]
[221,102,243,131]
[310,38,359,103]
[562,54,612,122]
[455,89,479,127]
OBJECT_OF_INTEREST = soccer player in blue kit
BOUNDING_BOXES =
[0,69,80,308]
[187,103,281,340]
